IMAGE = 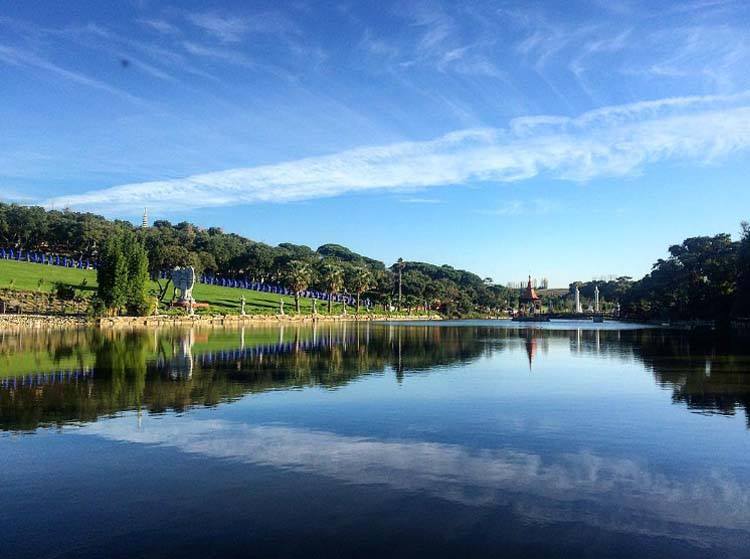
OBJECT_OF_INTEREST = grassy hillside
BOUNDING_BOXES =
[0,259,351,315]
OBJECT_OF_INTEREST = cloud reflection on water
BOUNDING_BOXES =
[77,416,750,544]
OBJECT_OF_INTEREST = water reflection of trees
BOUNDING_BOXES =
[2,325,749,431]
[0,325,490,431]
[532,327,750,426]
[621,329,750,426]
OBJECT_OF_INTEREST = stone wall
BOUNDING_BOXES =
[0,312,442,331]
[0,289,88,315]
[0,314,90,330]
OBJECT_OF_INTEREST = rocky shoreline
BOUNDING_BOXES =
[0,312,443,331]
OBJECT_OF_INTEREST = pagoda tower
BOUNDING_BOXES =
[519,275,541,315]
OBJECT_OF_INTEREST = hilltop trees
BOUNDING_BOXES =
[96,231,151,316]
[0,202,512,316]
[621,234,738,320]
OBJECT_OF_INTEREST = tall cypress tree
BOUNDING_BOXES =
[96,233,127,314]
[123,232,150,316]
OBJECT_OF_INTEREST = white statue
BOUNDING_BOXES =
[594,285,600,313]
[575,286,582,314]
[172,267,196,303]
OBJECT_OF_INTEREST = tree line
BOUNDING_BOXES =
[619,224,750,321]
[559,223,750,321]
[0,203,512,316]
[4,203,747,320]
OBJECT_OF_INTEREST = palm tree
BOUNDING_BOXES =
[350,266,373,314]
[321,260,344,314]
[283,260,312,314]
[396,257,405,312]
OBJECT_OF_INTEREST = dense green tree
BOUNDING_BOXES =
[123,233,151,315]
[96,231,151,316]
[734,222,750,317]
[621,234,738,320]
[96,235,128,315]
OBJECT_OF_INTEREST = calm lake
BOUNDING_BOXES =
[1,321,749,558]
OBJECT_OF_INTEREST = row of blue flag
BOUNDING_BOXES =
[195,273,360,305]
[1,247,370,306]
[0,248,94,269]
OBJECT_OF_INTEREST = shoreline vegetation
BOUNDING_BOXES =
[0,203,749,325]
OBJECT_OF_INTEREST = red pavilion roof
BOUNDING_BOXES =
[520,275,540,301]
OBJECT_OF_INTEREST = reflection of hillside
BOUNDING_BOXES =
[551,327,750,426]
[0,329,96,377]
[622,330,750,426]
[470,327,750,426]
[0,325,489,431]
[2,325,749,431]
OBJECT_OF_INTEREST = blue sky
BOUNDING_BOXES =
[2,0,750,286]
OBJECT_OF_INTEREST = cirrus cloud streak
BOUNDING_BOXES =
[46,92,750,212]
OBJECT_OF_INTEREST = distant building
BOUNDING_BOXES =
[141,208,148,229]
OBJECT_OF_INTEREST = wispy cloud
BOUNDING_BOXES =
[476,199,558,216]
[45,92,750,212]
[186,11,300,43]
[187,12,252,43]
[138,18,180,35]
[399,197,443,204]
[181,41,253,66]
[0,44,144,103]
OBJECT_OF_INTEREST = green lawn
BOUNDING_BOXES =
[0,259,351,315]
[0,259,97,293]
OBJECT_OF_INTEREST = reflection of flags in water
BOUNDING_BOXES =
[0,367,94,386]
[193,335,358,367]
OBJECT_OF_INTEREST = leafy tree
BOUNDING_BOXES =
[621,234,738,320]
[733,221,750,317]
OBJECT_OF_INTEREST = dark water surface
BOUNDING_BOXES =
[1,321,749,558]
